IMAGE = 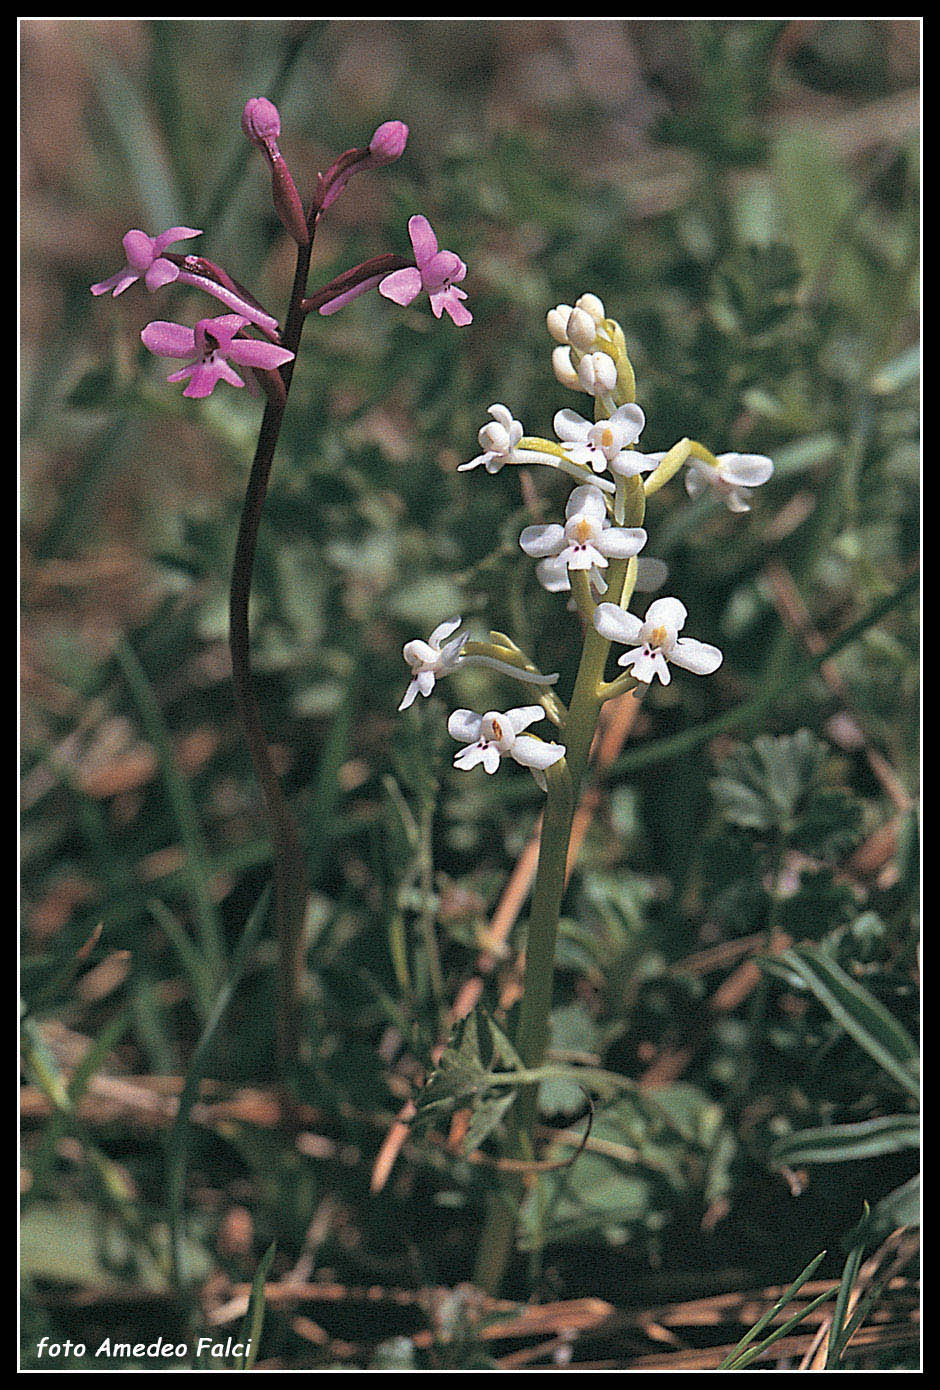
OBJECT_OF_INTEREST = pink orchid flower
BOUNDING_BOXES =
[140,314,294,399]
[379,215,472,326]
[91,226,203,297]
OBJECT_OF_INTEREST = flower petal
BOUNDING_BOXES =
[428,617,463,649]
[152,225,202,254]
[593,602,643,644]
[670,637,723,675]
[227,338,296,370]
[644,597,688,632]
[505,705,545,735]
[378,266,423,306]
[407,214,439,268]
[141,320,196,359]
[511,735,566,770]
[553,407,591,443]
[520,523,565,558]
[448,709,483,743]
[717,453,773,488]
[598,526,647,559]
[144,258,180,291]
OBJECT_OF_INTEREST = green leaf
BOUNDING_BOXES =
[771,1114,919,1165]
[774,945,919,1098]
[237,1242,276,1369]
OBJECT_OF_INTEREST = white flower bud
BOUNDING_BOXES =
[478,420,511,453]
[577,351,618,396]
[565,306,597,352]
[575,293,605,323]
[546,304,574,344]
[552,345,581,390]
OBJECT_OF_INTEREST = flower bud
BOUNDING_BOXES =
[478,420,512,453]
[552,345,581,390]
[367,120,409,166]
[546,304,574,344]
[575,292,605,322]
[577,350,618,396]
[565,306,597,352]
[241,97,281,149]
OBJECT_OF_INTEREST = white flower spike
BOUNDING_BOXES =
[554,404,649,476]
[458,404,524,474]
[448,705,565,789]
[520,483,647,574]
[594,597,723,686]
[399,617,468,710]
[685,452,774,513]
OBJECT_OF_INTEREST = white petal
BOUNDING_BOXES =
[609,402,646,443]
[428,616,463,649]
[458,452,490,472]
[726,488,752,513]
[398,679,421,711]
[448,708,482,743]
[598,525,647,559]
[565,484,607,525]
[622,649,656,683]
[511,735,566,770]
[670,637,723,675]
[644,597,688,632]
[536,555,571,592]
[403,638,438,666]
[717,453,773,488]
[553,407,591,443]
[505,705,545,735]
[454,742,490,772]
[593,602,643,644]
[488,403,513,430]
[482,743,502,773]
[415,669,436,696]
[652,651,672,685]
[520,523,565,557]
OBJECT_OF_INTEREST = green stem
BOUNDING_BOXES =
[473,483,644,1291]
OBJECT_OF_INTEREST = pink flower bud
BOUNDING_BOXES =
[367,120,408,167]
[241,97,281,148]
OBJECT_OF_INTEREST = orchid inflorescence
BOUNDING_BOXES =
[91,104,472,404]
[90,98,473,1080]
[398,291,773,783]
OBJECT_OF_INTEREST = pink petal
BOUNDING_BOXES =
[144,258,180,291]
[91,269,138,297]
[407,215,438,268]
[182,357,244,398]
[430,287,472,326]
[227,338,295,370]
[122,229,156,269]
[378,266,423,306]
[141,320,197,358]
[152,225,202,254]
[423,249,464,289]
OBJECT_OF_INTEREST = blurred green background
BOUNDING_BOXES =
[21,20,919,1370]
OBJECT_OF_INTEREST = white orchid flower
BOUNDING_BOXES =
[448,705,565,789]
[520,484,646,574]
[458,404,524,474]
[399,617,468,710]
[685,452,774,513]
[593,597,723,686]
[554,404,650,477]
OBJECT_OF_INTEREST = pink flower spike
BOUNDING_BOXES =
[91,226,202,298]
[141,313,294,399]
[378,215,472,326]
